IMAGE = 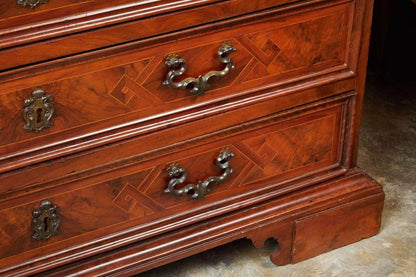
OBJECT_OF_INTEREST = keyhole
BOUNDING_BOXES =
[43,217,50,233]
[36,108,43,124]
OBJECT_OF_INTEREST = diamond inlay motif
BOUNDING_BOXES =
[261,39,281,58]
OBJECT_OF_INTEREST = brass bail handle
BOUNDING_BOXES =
[164,148,235,200]
[162,41,237,96]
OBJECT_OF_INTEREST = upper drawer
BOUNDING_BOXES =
[0,0,304,71]
[0,1,356,172]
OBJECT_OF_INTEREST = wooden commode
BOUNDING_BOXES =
[0,0,384,276]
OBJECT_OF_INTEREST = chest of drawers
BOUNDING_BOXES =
[0,0,384,276]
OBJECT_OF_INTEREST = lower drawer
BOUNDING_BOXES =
[0,93,354,275]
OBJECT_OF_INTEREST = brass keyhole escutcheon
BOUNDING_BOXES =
[23,88,55,133]
[32,200,61,241]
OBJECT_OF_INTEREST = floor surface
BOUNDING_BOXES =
[138,75,416,277]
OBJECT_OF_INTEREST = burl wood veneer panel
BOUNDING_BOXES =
[0,95,351,270]
[29,170,384,277]
[0,0,383,276]
[0,0,316,70]
[0,1,353,167]
[0,89,355,196]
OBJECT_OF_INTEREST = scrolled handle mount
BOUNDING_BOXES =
[165,148,235,200]
[17,0,48,9]
[163,41,236,96]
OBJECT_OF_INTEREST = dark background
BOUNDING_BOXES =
[369,0,416,79]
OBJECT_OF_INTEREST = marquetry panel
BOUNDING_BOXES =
[0,169,160,260]
[0,96,348,266]
[237,12,345,83]
[143,110,340,208]
[0,0,315,71]
[235,116,337,186]
[0,2,353,165]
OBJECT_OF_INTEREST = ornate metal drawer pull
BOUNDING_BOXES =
[17,0,48,9]
[32,200,61,241]
[23,88,55,133]
[163,41,236,96]
[165,148,235,200]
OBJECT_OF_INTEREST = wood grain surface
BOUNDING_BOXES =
[0,0,383,275]
[0,94,353,271]
[0,1,355,172]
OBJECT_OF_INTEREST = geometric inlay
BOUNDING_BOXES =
[261,38,281,59]
[237,12,344,83]
[113,182,154,215]
[109,75,142,106]
[107,58,162,110]
[107,106,342,211]
[239,35,281,67]
[234,117,336,186]
[111,166,168,219]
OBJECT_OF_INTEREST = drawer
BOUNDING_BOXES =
[0,93,354,275]
[0,0,306,71]
[0,0,356,172]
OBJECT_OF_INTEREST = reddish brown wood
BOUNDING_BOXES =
[292,192,384,262]
[0,89,355,194]
[0,0,324,71]
[0,0,354,171]
[246,220,295,266]
[350,0,375,166]
[0,0,383,276]
[19,169,382,277]
[0,94,353,268]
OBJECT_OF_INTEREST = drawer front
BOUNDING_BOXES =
[0,0,303,71]
[0,0,355,169]
[0,94,354,274]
